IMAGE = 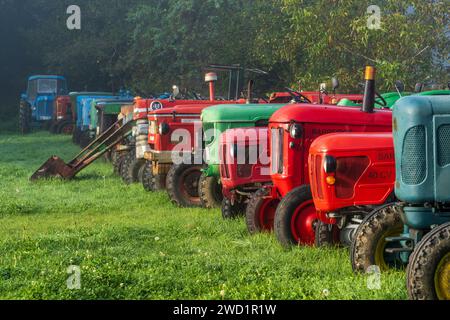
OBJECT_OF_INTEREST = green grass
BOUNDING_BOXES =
[0,131,407,300]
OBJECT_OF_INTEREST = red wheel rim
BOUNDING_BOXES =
[290,200,318,245]
[179,167,202,205]
[62,124,74,135]
[258,198,280,231]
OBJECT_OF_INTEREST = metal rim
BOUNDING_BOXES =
[179,167,202,205]
[290,200,317,245]
[258,198,280,231]
[435,252,450,300]
[374,226,403,270]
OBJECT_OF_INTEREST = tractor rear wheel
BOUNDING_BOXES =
[199,174,223,209]
[351,204,404,273]
[167,164,202,207]
[19,101,31,134]
[79,132,93,149]
[119,150,135,182]
[315,221,341,247]
[142,161,166,192]
[123,154,145,185]
[112,149,127,175]
[274,185,318,247]
[245,188,280,234]
[222,198,246,220]
[72,127,81,145]
[407,223,450,300]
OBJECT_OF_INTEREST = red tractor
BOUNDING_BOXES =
[219,91,364,219]
[245,66,393,247]
[50,95,74,134]
[308,132,395,246]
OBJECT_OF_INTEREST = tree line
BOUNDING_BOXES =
[0,0,448,110]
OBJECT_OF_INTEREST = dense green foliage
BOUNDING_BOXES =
[0,132,407,299]
[0,0,448,111]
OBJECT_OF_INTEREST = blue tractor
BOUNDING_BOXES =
[19,75,68,134]
[71,90,134,147]
[351,93,450,300]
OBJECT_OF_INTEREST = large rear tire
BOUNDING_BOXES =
[166,164,202,207]
[199,173,223,209]
[19,101,31,134]
[407,223,450,300]
[274,185,318,247]
[123,154,145,185]
[142,161,166,192]
[72,127,81,145]
[351,204,405,273]
[245,188,280,234]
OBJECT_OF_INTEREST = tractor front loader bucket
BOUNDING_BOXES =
[30,156,76,180]
[31,118,134,181]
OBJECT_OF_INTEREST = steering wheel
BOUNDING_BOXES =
[375,91,388,107]
[285,87,312,104]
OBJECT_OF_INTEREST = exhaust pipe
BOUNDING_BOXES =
[205,72,218,101]
[362,66,376,113]
[246,80,254,104]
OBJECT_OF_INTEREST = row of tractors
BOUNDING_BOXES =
[27,66,450,300]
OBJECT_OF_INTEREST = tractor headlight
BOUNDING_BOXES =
[159,122,170,135]
[289,123,303,139]
[324,155,337,174]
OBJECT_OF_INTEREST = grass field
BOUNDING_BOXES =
[0,130,407,300]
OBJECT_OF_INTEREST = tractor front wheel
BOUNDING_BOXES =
[407,223,450,300]
[274,185,318,247]
[351,204,404,273]
[167,164,202,207]
[199,174,223,209]
[58,121,74,135]
[19,101,31,134]
[222,198,246,220]
[245,188,280,234]
[142,161,166,192]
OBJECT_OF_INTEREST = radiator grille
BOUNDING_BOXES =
[401,126,426,185]
[438,125,450,167]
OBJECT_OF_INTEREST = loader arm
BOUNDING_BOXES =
[31,118,134,181]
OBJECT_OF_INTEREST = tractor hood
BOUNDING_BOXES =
[269,104,392,125]
[201,104,288,124]
[310,132,393,154]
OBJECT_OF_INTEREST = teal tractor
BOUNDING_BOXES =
[19,75,68,134]
[351,92,450,300]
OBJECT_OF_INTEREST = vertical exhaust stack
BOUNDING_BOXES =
[362,66,376,113]
[246,80,254,104]
[205,72,218,102]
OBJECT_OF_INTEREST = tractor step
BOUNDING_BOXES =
[385,247,413,254]
[31,118,133,181]
[385,236,412,243]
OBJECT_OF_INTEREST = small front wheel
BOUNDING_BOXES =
[274,185,318,247]
[351,204,405,273]
[199,173,223,209]
[407,222,450,300]
[166,164,203,207]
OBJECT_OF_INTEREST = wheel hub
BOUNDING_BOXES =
[435,252,450,300]
[291,200,317,245]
